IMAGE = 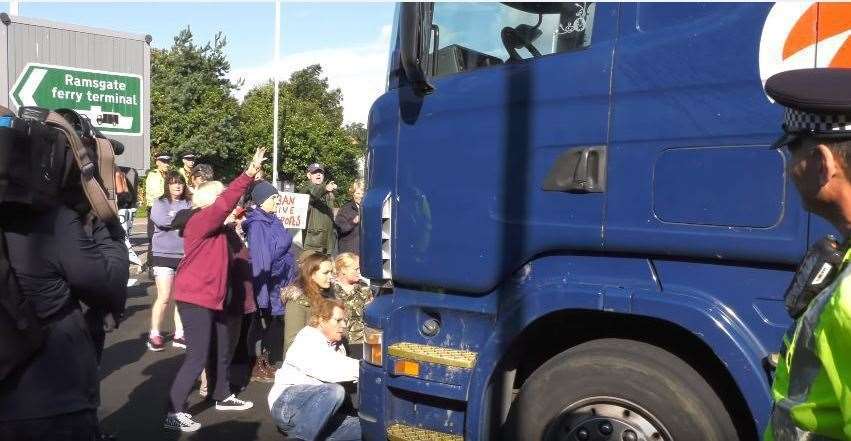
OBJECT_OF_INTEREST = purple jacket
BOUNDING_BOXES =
[150,198,192,260]
[243,207,296,316]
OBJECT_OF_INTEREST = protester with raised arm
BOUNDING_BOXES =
[163,147,266,433]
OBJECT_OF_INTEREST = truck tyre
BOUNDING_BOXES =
[504,338,741,441]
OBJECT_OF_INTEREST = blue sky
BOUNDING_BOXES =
[1,2,397,122]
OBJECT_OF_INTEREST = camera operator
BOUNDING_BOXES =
[0,144,129,440]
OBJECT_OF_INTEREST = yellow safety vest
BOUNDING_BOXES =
[766,247,851,441]
[144,170,165,207]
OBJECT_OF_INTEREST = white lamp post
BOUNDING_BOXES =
[272,0,281,188]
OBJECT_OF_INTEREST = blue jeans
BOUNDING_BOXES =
[271,383,361,441]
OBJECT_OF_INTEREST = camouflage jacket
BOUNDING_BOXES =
[332,281,373,343]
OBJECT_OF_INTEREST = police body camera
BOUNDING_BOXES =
[784,236,846,319]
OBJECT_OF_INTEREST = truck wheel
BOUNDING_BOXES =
[504,338,741,441]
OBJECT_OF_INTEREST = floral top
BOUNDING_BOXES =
[331,280,373,343]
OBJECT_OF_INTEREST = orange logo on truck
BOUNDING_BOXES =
[784,3,851,67]
[760,2,851,95]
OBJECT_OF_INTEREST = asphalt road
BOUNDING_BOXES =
[97,218,281,441]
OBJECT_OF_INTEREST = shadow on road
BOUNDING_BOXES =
[120,304,149,322]
[187,421,261,441]
[188,398,214,416]
[99,333,149,381]
[101,355,183,441]
[127,281,153,299]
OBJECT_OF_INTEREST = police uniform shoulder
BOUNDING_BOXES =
[766,68,851,114]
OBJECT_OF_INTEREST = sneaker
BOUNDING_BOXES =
[215,394,254,411]
[172,336,186,349]
[163,412,201,432]
[147,335,165,352]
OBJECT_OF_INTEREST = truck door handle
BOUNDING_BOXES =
[542,145,607,193]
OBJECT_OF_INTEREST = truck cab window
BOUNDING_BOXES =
[428,2,595,78]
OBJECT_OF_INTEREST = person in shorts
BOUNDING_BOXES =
[147,171,192,351]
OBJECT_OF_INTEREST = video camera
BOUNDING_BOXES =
[0,105,123,223]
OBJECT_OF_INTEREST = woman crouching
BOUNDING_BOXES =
[268,298,361,441]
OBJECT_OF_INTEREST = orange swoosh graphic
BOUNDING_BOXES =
[783,4,817,60]
[783,3,851,67]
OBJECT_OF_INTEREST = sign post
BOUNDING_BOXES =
[9,63,143,136]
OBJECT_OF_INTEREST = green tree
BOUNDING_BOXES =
[344,122,367,153]
[238,65,363,203]
[151,27,244,178]
[286,65,344,128]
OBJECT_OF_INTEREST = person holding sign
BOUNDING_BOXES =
[243,180,297,379]
[302,163,337,255]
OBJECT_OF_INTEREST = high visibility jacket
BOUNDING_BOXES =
[144,170,164,207]
[766,247,851,441]
[178,167,190,184]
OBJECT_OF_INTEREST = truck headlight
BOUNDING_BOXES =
[363,326,383,366]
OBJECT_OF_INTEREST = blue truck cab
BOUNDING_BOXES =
[358,3,850,440]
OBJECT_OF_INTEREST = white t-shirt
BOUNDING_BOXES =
[267,325,360,409]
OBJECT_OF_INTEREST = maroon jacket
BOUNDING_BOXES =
[225,225,257,315]
[174,173,253,310]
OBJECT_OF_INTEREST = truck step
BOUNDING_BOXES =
[387,342,477,369]
[387,423,463,441]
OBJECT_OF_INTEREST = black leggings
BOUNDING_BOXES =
[169,302,233,411]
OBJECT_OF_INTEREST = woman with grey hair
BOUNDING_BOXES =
[163,148,265,433]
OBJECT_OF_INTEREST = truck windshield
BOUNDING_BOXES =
[428,2,595,77]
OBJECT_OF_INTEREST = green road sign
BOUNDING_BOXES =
[10,63,143,136]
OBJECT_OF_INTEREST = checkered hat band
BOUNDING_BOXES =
[784,108,851,133]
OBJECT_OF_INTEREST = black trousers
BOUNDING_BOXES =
[223,313,255,390]
[169,302,233,411]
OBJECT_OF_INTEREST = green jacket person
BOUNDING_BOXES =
[764,68,851,441]
[301,163,337,254]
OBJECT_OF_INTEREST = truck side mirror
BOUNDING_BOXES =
[400,2,434,96]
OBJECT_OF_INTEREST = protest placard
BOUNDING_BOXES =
[277,191,310,229]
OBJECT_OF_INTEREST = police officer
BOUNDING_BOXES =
[178,153,197,183]
[145,155,171,207]
[764,68,851,441]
